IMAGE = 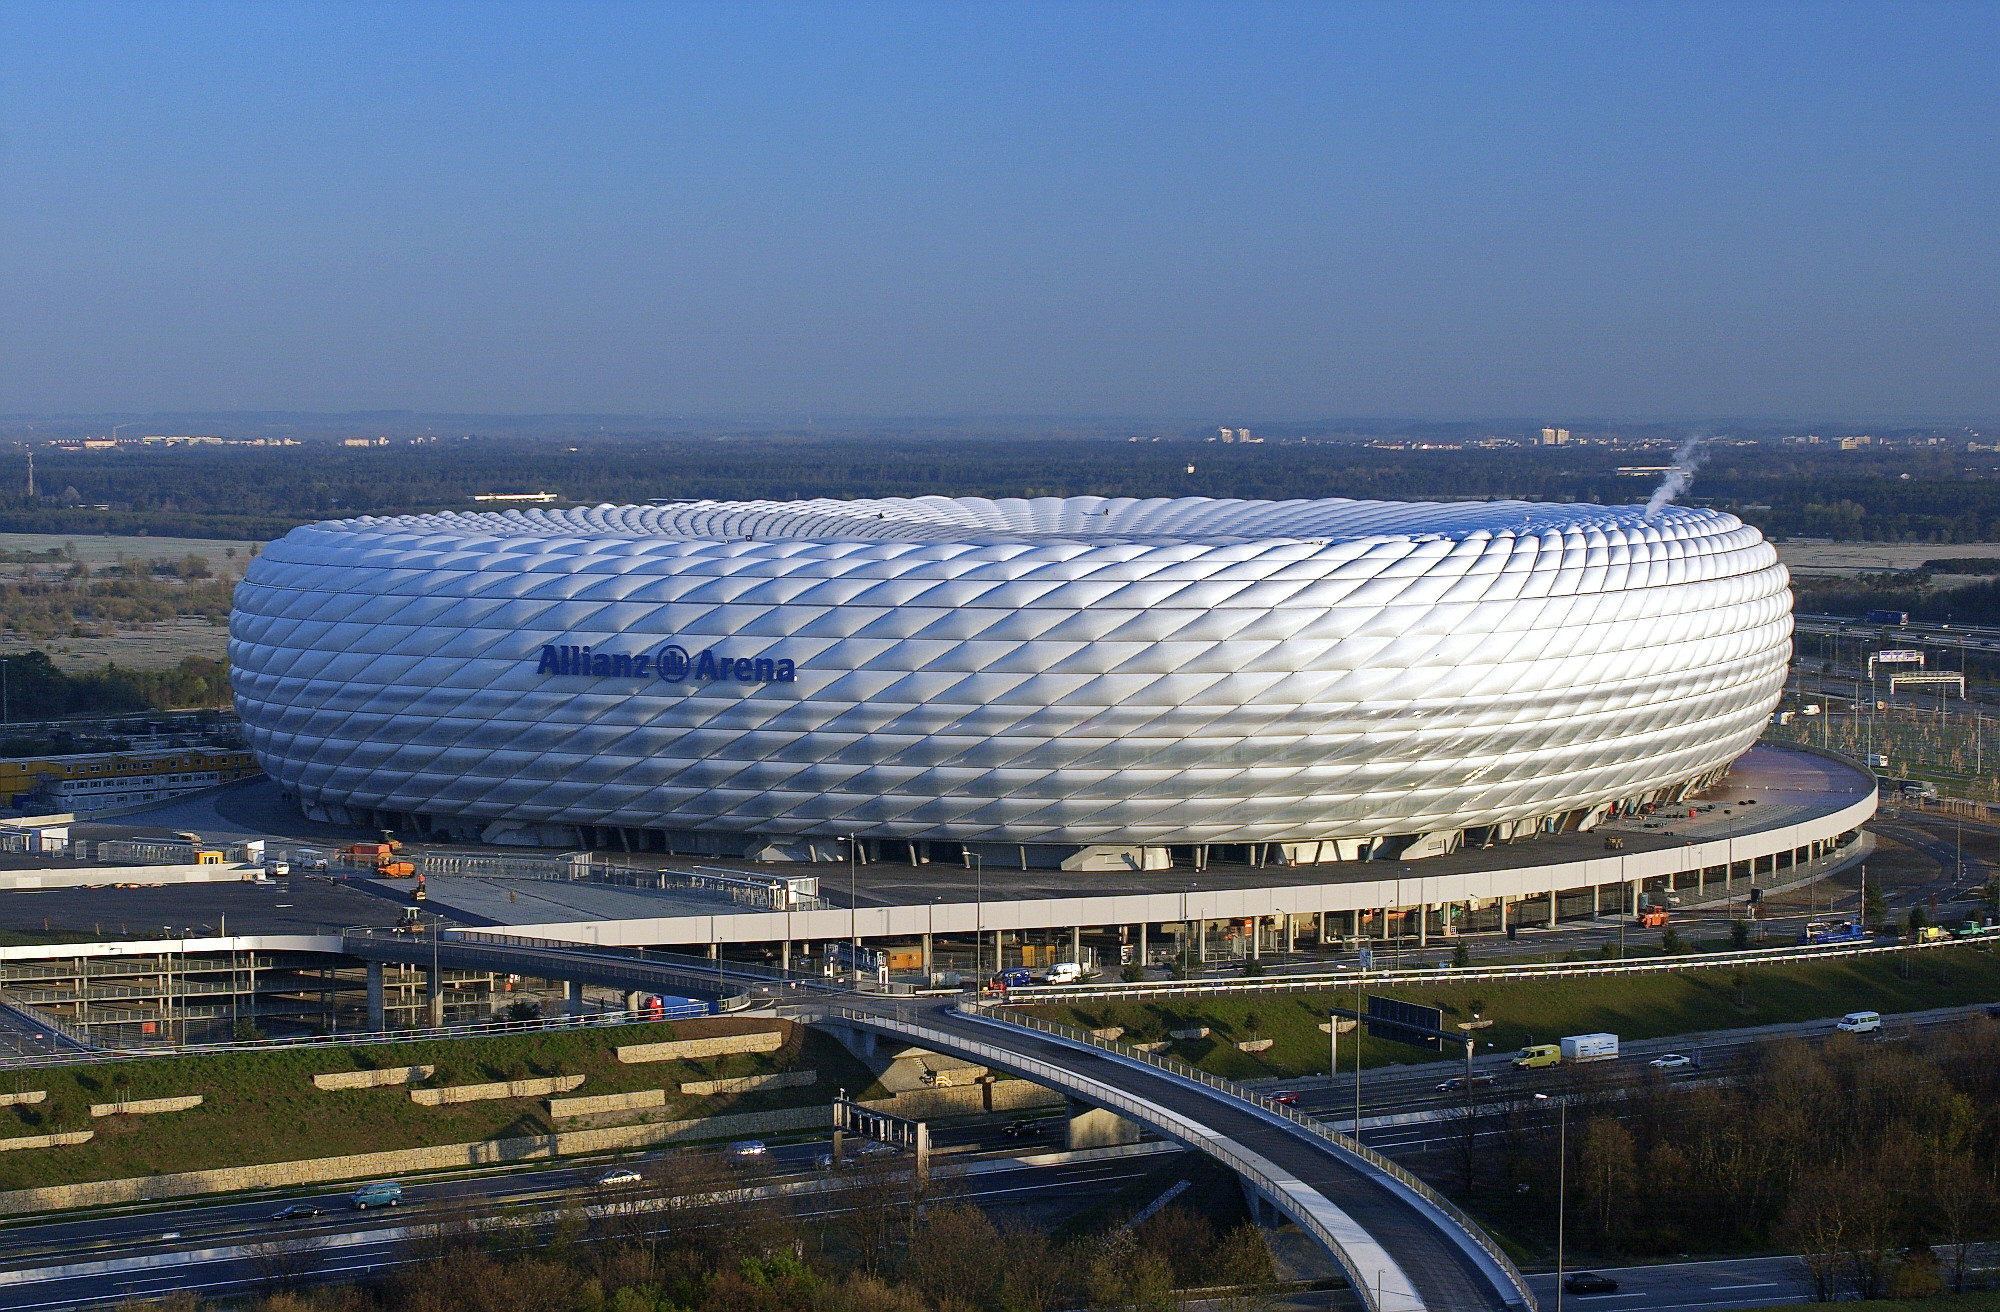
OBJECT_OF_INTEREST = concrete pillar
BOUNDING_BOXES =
[1065,1098,1141,1150]
[781,939,790,971]
[1285,914,1296,953]
[1251,918,1261,960]
[708,942,718,960]
[1138,921,1147,968]
[1198,919,1207,963]
[565,979,584,1017]
[1592,884,1600,919]
[1418,906,1428,947]
[1499,896,1509,934]
[1627,879,1640,915]
[1071,924,1082,965]
[1548,887,1558,929]
[367,961,385,1032]
[921,933,932,974]
[426,967,443,1027]
[1698,866,1706,896]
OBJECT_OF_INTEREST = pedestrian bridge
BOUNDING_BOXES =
[828,1000,1534,1312]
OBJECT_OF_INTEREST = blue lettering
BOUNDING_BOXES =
[632,653,651,677]
[537,645,560,675]
[592,652,612,676]
[734,657,754,680]
[753,657,775,681]
[695,649,718,680]
[776,659,796,683]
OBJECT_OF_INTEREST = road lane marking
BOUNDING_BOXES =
[1709,1283,1780,1290]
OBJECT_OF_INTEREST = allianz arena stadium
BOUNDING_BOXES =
[228,496,1792,868]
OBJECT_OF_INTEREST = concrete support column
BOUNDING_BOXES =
[1065,1098,1140,1150]
[1418,906,1428,947]
[781,940,790,971]
[426,967,443,1028]
[1198,919,1207,963]
[993,930,1002,971]
[1627,879,1640,916]
[1071,924,1082,965]
[1499,896,1509,934]
[366,961,385,1032]
[565,979,584,1017]
[1592,884,1600,919]
[1138,921,1147,968]
[708,942,718,960]
[1549,887,1558,929]
[1285,914,1296,954]
[1251,919,1261,960]
[921,933,932,974]
[1698,866,1706,896]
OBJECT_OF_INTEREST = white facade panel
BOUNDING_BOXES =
[229,496,1791,847]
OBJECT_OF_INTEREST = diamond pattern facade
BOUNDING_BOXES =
[228,496,1792,850]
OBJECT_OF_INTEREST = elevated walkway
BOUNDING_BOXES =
[339,928,755,1011]
[827,1000,1533,1312]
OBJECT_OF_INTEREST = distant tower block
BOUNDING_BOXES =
[1219,426,1234,443]
[1541,427,1571,446]
[1236,428,1250,443]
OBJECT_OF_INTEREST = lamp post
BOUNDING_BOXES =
[964,851,984,980]
[846,835,859,987]
[1535,1092,1567,1312]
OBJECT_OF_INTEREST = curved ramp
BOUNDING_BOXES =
[341,929,753,1010]
[832,1003,1532,1312]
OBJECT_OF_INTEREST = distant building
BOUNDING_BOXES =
[1540,427,1571,446]
[0,748,262,814]
[342,437,390,447]
[1840,436,1873,450]
[471,492,562,504]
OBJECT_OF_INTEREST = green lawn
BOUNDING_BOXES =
[1025,945,2000,1080]
[0,1016,879,1190]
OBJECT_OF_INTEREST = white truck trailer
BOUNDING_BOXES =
[1559,1033,1619,1063]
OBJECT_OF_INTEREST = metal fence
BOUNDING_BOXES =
[1000,933,1965,1004]
[954,1001,1537,1312]
[411,852,829,911]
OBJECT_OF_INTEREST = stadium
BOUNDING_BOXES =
[228,496,1793,871]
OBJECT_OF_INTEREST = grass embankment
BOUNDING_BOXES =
[0,1017,880,1190]
[1026,945,2000,1080]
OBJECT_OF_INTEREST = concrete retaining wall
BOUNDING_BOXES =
[90,1095,201,1119]
[551,1088,666,1118]
[0,864,263,891]
[680,1070,815,1097]
[410,1075,583,1106]
[314,1066,434,1091]
[0,1091,46,1108]
[0,1104,827,1217]
[0,1131,91,1153]
[617,1032,783,1063]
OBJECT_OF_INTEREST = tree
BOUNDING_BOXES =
[1731,919,1752,949]
[1864,880,1888,931]
[1452,937,1471,968]
[905,1201,1003,1309]
[1576,1117,1638,1249]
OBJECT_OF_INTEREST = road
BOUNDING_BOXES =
[0,1124,1150,1310]
[1524,1255,1813,1312]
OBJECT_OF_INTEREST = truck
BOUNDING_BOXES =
[1952,918,2000,939]
[1560,1033,1619,1063]
[1803,920,1869,945]
[1867,609,1911,626]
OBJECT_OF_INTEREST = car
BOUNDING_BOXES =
[1563,1272,1620,1295]
[727,1140,767,1157]
[1648,1053,1693,1069]
[350,1181,402,1210]
[1269,1090,1301,1106]
[595,1167,644,1187]
[1002,1118,1047,1138]
[270,1203,323,1220]
[853,1139,897,1157]
[1435,1074,1498,1093]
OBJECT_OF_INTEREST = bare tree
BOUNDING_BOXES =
[245,1230,330,1291]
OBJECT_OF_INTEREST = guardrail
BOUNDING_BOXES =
[441,928,831,990]
[342,928,757,1011]
[0,998,705,1072]
[410,852,831,911]
[999,934,1964,1004]
[955,1001,1535,1312]
[831,1005,1427,1312]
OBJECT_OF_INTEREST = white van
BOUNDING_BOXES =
[1837,1011,1882,1033]
[1046,961,1086,984]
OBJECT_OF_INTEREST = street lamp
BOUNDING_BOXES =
[964,850,983,981]
[845,835,859,987]
[1534,1092,1567,1312]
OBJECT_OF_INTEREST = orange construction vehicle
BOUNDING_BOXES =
[1638,906,1669,929]
[341,841,414,878]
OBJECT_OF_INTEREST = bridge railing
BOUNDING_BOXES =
[340,928,756,1011]
[960,1000,1536,1312]
[999,933,1953,1004]
[829,1006,1413,1312]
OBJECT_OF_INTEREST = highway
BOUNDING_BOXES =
[0,1125,1149,1311]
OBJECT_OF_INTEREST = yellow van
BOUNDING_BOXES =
[1512,1043,1561,1070]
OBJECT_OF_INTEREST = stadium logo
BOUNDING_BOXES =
[536,643,796,685]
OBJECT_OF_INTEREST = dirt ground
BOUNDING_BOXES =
[1775,539,2000,578]
[0,531,264,567]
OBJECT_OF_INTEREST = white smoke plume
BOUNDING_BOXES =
[1644,432,1709,521]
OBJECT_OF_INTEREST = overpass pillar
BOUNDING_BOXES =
[565,979,584,1017]
[921,933,932,975]
[1065,1098,1140,1150]
[1592,884,1600,919]
[1138,921,1147,968]
[1499,895,1509,935]
[1285,914,1295,954]
[366,961,385,1032]
[1071,924,1081,966]
[1250,919,1260,961]
[1197,919,1207,963]
[1549,887,1558,929]
[780,940,790,971]
[425,967,443,1028]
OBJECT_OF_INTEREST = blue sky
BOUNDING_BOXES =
[1,2,1994,421]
